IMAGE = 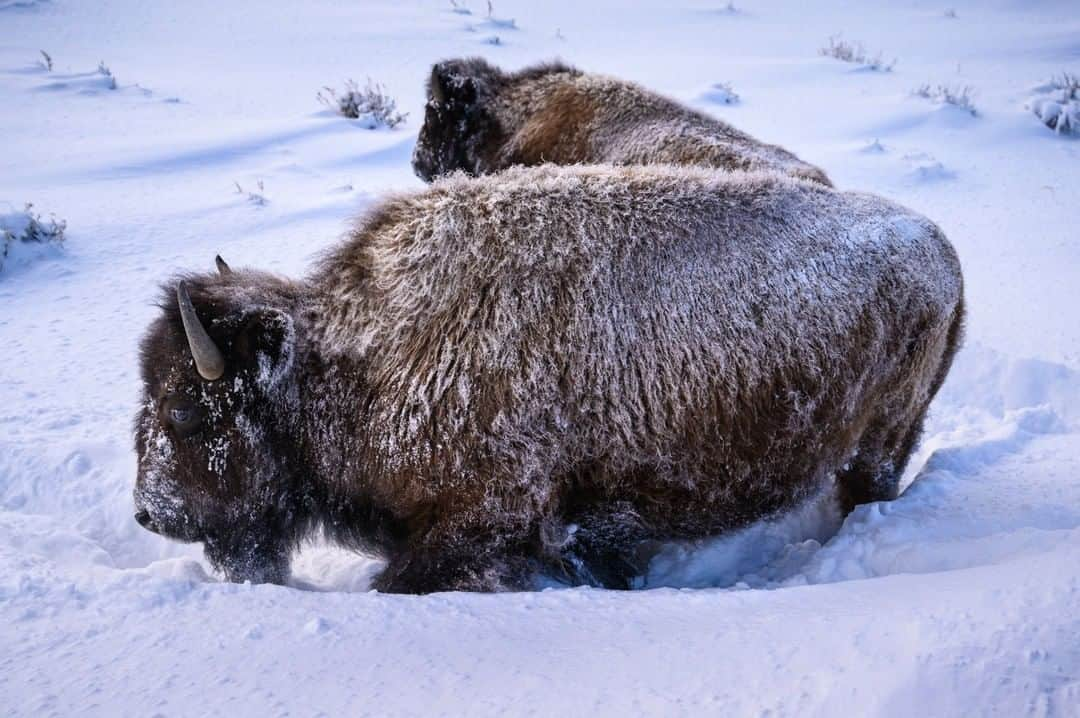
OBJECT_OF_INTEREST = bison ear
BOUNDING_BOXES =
[430,63,478,108]
[215,255,232,276]
[230,309,294,384]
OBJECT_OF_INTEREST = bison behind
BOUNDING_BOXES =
[412,57,832,186]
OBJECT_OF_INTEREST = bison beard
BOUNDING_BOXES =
[133,165,963,593]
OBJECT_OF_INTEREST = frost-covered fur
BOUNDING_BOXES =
[412,58,832,186]
[134,165,962,593]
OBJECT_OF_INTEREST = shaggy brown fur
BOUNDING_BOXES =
[133,165,961,593]
[412,58,832,186]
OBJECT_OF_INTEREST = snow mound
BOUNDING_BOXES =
[699,81,740,105]
[858,138,888,154]
[646,485,843,589]
[0,204,65,274]
[902,151,954,182]
[1028,73,1080,135]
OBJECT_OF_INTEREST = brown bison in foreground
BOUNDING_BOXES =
[133,165,962,593]
[412,57,832,186]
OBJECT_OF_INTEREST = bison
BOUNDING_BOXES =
[133,165,962,593]
[412,57,832,186]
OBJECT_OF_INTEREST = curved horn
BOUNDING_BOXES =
[176,281,225,381]
[215,255,232,275]
[429,65,446,105]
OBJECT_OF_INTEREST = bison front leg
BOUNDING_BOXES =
[373,523,534,594]
[561,502,654,589]
[203,526,292,585]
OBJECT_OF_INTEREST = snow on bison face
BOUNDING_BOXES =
[133,274,301,584]
[412,61,499,182]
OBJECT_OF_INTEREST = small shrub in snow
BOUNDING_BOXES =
[1029,72,1080,135]
[819,35,895,72]
[944,8,957,19]
[860,138,887,154]
[705,81,739,105]
[234,180,268,207]
[97,61,117,90]
[39,50,52,71]
[0,203,66,273]
[449,0,470,14]
[903,152,953,182]
[483,35,502,46]
[483,0,515,28]
[317,79,407,129]
[913,84,977,115]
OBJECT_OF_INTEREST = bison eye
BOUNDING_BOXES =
[170,407,194,424]
[162,397,202,436]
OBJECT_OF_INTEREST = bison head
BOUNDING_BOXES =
[133,260,306,584]
[412,58,503,182]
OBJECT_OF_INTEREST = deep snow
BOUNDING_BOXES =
[1,0,1079,715]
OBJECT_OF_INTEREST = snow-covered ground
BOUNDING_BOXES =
[2,0,1079,715]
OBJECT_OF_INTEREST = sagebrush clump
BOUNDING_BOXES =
[1029,72,1079,135]
[317,79,407,129]
[913,84,977,116]
[0,203,67,272]
[233,180,268,207]
[97,61,117,90]
[704,81,739,105]
[820,35,895,72]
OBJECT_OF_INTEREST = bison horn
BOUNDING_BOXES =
[215,255,232,275]
[430,65,446,105]
[176,281,226,381]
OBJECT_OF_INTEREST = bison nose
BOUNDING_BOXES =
[135,510,154,529]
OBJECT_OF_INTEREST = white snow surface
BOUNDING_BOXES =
[2,0,1080,715]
